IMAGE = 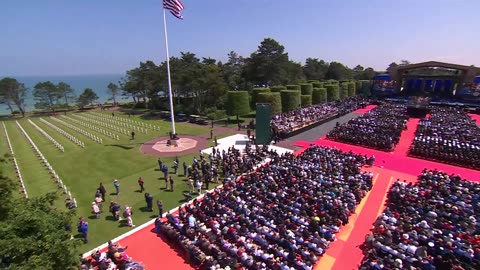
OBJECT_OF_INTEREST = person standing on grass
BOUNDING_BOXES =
[210,129,213,139]
[169,176,174,192]
[183,161,187,176]
[145,193,153,212]
[91,202,101,219]
[99,183,106,201]
[188,177,194,193]
[196,180,203,194]
[157,200,164,217]
[157,158,163,170]
[131,131,135,140]
[79,221,89,244]
[95,195,103,212]
[173,160,178,174]
[137,177,145,192]
[113,179,120,195]
[124,206,135,227]
[162,165,169,180]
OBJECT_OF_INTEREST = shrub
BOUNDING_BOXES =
[300,83,313,95]
[312,88,327,104]
[270,86,286,92]
[326,85,339,101]
[348,82,356,97]
[257,92,282,114]
[307,80,320,84]
[286,85,301,91]
[251,88,271,108]
[280,90,301,112]
[340,83,349,99]
[312,82,324,88]
[301,95,312,107]
[226,91,250,116]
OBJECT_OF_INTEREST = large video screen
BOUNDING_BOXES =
[457,76,480,101]
[372,75,397,95]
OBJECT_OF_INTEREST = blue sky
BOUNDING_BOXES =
[1,0,479,76]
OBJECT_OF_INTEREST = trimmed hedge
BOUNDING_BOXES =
[308,80,320,84]
[280,90,301,112]
[359,80,371,96]
[286,85,301,91]
[251,88,271,108]
[326,85,340,101]
[301,95,312,107]
[270,86,286,92]
[257,92,282,114]
[340,83,349,99]
[312,82,324,89]
[300,83,313,95]
[312,88,327,104]
[347,82,356,97]
[226,91,250,116]
[355,81,362,95]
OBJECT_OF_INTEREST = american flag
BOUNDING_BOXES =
[163,0,185,19]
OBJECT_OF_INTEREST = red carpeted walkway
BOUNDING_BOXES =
[392,118,420,156]
[469,113,480,124]
[354,105,377,114]
[295,137,480,181]
[107,223,192,270]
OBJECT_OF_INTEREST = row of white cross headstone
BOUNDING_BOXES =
[72,113,130,136]
[50,117,103,144]
[40,118,85,148]
[90,112,161,131]
[85,112,148,134]
[2,122,28,198]
[28,119,65,152]
[15,121,77,208]
[61,115,119,140]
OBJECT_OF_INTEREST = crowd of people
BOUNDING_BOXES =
[81,241,145,270]
[327,103,409,151]
[157,145,374,269]
[359,169,480,270]
[271,96,369,140]
[409,107,480,169]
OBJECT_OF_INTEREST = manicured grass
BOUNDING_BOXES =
[1,111,211,252]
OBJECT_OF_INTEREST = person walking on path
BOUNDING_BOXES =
[210,129,214,139]
[98,183,106,201]
[145,193,153,212]
[137,177,145,192]
[157,200,164,217]
[113,179,120,195]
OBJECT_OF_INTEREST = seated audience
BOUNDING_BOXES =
[409,107,480,169]
[359,169,480,270]
[271,96,369,140]
[159,145,374,269]
[327,103,408,151]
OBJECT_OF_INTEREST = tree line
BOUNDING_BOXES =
[1,37,397,115]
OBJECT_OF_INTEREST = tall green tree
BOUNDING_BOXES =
[325,62,353,81]
[0,162,80,269]
[33,81,62,112]
[77,88,99,108]
[303,58,329,81]
[0,78,27,116]
[220,51,246,90]
[107,82,119,105]
[57,82,76,106]
[245,38,290,86]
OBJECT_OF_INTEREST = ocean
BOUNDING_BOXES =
[0,74,129,115]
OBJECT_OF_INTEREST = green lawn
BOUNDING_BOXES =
[1,111,211,252]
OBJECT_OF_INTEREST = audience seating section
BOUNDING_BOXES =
[359,170,480,270]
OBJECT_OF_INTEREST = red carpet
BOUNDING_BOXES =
[294,138,480,181]
[392,118,419,156]
[100,224,192,270]
[469,113,480,124]
[353,105,377,114]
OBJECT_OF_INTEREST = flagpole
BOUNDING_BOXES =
[163,8,176,136]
